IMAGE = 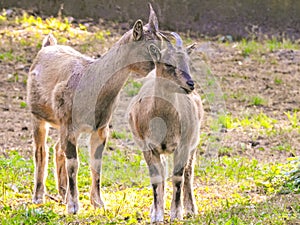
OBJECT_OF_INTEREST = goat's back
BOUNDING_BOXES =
[28,45,94,107]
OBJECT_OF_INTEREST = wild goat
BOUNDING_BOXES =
[128,33,203,222]
[27,4,167,214]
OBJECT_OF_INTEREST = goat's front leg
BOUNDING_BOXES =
[61,126,79,214]
[170,149,189,221]
[144,148,166,223]
[54,140,67,201]
[183,149,198,217]
[32,117,49,204]
[89,126,108,208]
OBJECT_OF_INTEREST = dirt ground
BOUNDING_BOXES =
[0,10,299,163]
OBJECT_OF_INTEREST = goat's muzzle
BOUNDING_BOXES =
[186,80,194,90]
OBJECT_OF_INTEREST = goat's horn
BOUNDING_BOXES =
[157,31,170,43]
[170,32,183,48]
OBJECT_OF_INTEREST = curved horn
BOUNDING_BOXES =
[157,31,170,43]
[170,32,183,48]
[148,3,159,32]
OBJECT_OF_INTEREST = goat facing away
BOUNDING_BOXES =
[27,4,166,214]
[128,33,203,222]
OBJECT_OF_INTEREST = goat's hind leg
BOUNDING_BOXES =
[54,140,67,201]
[32,117,49,204]
[60,126,79,214]
[89,126,108,208]
[183,149,198,217]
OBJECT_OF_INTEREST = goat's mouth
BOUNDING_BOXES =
[181,87,193,94]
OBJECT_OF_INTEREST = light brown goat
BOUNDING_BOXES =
[128,33,203,222]
[27,5,167,214]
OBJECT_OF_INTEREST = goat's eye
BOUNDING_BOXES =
[164,64,175,71]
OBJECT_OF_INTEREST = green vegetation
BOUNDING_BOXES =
[274,76,283,85]
[285,111,299,129]
[249,95,266,106]
[240,39,260,57]
[1,150,300,224]
[1,9,300,225]
[20,101,27,108]
[216,112,277,130]
[238,38,300,58]
[124,79,143,97]
[0,10,111,56]
[0,51,14,62]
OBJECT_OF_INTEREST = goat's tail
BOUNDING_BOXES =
[42,33,57,48]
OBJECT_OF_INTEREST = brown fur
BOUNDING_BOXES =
[27,5,164,214]
[128,39,204,222]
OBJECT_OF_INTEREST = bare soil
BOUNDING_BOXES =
[0,11,299,163]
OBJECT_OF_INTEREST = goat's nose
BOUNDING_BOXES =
[186,80,194,90]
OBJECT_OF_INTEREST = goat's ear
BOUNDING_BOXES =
[148,3,159,32]
[148,44,161,62]
[133,20,144,41]
[186,43,197,55]
[42,33,57,48]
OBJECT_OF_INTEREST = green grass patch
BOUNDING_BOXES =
[20,101,27,108]
[285,111,299,129]
[0,205,59,225]
[280,157,300,194]
[214,112,277,130]
[124,79,143,97]
[239,39,260,57]
[111,130,128,140]
[0,51,14,62]
[0,11,112,56]
[274,76,283,85]
[0,9,7,24]
[238,38,299,58]
[249,95,266,106]
[1,149,300,224]
[267,38,298,52]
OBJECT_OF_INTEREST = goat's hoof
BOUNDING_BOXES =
[91,199,104,209]
[170,209,183,222]
[184,208,198,218]
[150,217,164,224]
[32,196,44,204]
[90,193,105,209]
[150,208,164,223]
[67,202,79,214]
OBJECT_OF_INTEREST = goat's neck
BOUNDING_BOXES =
[75,41,151,129]
[138,77,179,111]
[89,41,151,88]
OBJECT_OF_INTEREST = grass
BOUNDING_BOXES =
[124,79,143,97]
[0,51,14,61]
[214,111,299,135]
[209,111,299,157]
[1,9,300,225]
[0,10,111,57]
[249,95,266,106]
[274,77,283,85]
[285,111,299,129]
[1,150,300,224]
[111,130,128,140]
[240,39,260,57]
[215,112,277,131]
[238,38,300,58]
